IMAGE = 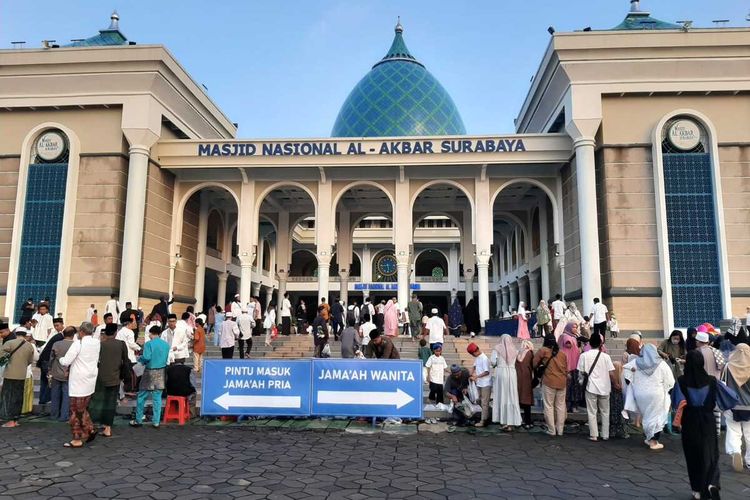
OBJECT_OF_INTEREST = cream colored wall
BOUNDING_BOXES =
[601,95,750,145]
[69,155,127,288]
[0,157,20,290]
[140,162,175,295]
[718,145,750,310]
[0,108,124,155]
[173,194,199,299]
[601,94,750,325]
[560,163,581,298]
[66,295,111,326]
[597,146,660,290]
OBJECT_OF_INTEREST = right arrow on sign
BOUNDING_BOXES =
[214,392,302,410]
[316,388,414,409]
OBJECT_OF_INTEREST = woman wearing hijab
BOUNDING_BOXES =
[516,340,534,429]
[448,298,464,338]
[383,298,399,337]
[535,300,551,338]
[659,330,687,379]
[559,324,582,412]
[610,361,629,439]
[564,302,584,327]
[464,299,481,337]
[623,336,643,364]
[516,302,531,340]
[624,344,675,450]
[534,333,568,436]
[490,334,521,429]
[674,350,732,499]
[722,343,750,472]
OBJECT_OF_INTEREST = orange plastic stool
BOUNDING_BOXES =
[163,396,191,425]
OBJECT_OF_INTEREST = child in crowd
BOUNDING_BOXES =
[425,345,448,404]
[607,312,619,338]
[580,316,592,338]
[418,338,431,366]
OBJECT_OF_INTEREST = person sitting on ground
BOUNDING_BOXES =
[165,358,197,410]
[366,330,400,359]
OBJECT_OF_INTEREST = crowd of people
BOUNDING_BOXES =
[2,293,750,499]
[0,296,198,447]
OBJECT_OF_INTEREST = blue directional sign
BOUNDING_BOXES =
[311,359,423,419]
[201,359,312,416]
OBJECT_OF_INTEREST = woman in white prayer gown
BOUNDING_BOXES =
[624,344,675,450]
[490,334,522,428]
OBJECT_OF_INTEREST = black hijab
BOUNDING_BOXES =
[685,327,698,352]
[542,332,559,356]
[681,350,713,388]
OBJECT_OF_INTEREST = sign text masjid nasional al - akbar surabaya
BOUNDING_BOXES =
[198,138,527,157]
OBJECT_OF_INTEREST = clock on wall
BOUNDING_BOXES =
[376,254,397,277]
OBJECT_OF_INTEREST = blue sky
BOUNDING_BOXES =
[2,0,746,137]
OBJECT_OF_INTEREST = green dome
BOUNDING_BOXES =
[611,1,680,30]
[331,21,466,137]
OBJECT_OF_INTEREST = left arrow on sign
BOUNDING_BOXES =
[317,388,414,409]
[214,392,302,410]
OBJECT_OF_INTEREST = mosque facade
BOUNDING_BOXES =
[1,1,748,335]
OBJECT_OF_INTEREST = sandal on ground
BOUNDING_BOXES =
[129,420,143,427]
[63,441,83,448]
[86,430,97,443]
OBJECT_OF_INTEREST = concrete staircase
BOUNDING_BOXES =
[30,332,631,421]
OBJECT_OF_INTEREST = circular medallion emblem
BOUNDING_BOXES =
[36,131,67,161]
[376,255,397,277]
[667,119,701,151]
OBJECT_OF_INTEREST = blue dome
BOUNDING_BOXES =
[331,22,466,137]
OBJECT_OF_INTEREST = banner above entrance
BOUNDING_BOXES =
[198,138,528,158]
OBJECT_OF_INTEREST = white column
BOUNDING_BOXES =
[464,267,474,303]
[495,288,502,315]
[118,144,152,306]
[276,270,288,317]
[317,258,330,303]
[265,286,274,309]
[217,272,229,308]
[530,271,541,307]
[238,179,256,305]
[509,282,519,311]
[538,197,551,302]
[339,270,349,305]
[572,137,602,310]
[396,258,409,308]
[519,278,529,308]
[476,253,490,325]
[394,177,412,309]
[361,245,372,283]
[251,281,261,298]
[501,286,510,313]
[194,191,209,311]
[448,244,460,294]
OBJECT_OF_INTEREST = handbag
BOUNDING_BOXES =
[270,325,279,341]
[578,350,603,390]
[467,381,479,403]
[716,379,740,412]
[0,340,27,368]
[533,350,554,388]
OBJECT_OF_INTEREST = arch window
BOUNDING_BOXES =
[15,130,70,318]
[661,117,722,327]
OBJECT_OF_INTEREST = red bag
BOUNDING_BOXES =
[270,325,279,341]
[672,399,687,428]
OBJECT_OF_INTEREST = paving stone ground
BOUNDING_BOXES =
[0,420,749,499]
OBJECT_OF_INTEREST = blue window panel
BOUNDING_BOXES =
[663,153,723,327]
[14,162,68,320]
